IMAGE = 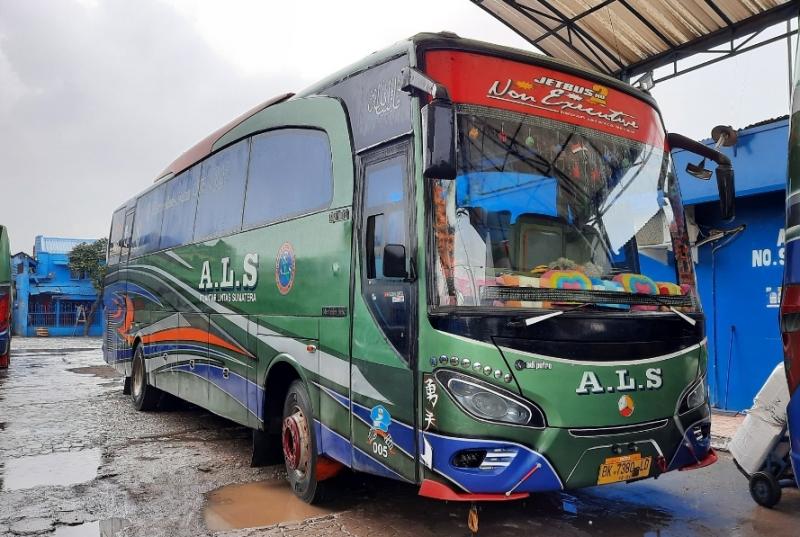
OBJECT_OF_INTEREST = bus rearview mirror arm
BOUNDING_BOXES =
[400,67,457,181]
[667,132,736,222]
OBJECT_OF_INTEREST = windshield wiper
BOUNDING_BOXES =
[506,303,591,327]
[650,294,697,326]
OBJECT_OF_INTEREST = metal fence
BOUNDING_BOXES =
[28,301,94,328]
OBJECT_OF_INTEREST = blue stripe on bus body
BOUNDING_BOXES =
[316,381,416,456]
[350,400,416,457]
[314,420,353,468]
[352,444,412,482]
[143,343,232,363]
[315,382,350,410]
[156,358,562,493]
[421,431,563,494]
[167,363,264,421]
[107,348,132,363]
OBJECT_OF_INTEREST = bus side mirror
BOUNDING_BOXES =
[383,244,408,278]
[421,99,456,180]
[716,164,735,222]
[667,132,736,222]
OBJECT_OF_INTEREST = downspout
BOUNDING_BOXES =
[707,225,746,407]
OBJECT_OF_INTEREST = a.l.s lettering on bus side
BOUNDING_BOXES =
[198,254,259,290]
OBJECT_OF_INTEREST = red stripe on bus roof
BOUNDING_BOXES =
[155,92,294,181]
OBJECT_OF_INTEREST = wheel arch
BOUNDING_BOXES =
[263,358,306,433]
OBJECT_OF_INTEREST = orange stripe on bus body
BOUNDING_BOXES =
[142,327,252,357]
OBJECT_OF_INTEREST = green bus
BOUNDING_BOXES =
[104,33,735,503]
[0,225,10,368]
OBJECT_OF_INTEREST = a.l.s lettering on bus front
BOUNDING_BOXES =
[575,369,663,395]
[197,254,260,303]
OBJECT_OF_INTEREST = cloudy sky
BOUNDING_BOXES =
[0,0,795,253]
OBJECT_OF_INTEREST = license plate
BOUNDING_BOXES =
[597,453,652,485]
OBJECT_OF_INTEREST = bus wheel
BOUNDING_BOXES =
[750,471,782,508]
[131,345,160,411]
[282,380,328,504]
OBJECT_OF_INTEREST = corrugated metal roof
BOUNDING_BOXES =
[472,0,797,78]
[34,236,97,256]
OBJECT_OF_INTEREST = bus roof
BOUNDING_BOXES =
[152,32,657,184]
[155,92,293,182]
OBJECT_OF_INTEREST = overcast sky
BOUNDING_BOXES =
[0,0,795,253]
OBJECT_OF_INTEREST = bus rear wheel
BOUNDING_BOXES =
[131,345,161,411]
[282,380,328,504]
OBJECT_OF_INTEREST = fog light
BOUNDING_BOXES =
[452,449,486,468]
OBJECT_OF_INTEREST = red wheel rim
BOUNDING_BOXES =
[282,411,306,471]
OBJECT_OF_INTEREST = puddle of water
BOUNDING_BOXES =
[1,448,101,491]
[68,366,120,378]
[204,480,331,531]
[54,518,128,537]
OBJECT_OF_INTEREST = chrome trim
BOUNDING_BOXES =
[568,419,669,438]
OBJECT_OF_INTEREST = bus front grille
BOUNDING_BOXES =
[568,419,669,438]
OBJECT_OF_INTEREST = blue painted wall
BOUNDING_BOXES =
[11,236,103,337]
[674,118,788,205]
[674,118,788,411]
[691,193,785,411]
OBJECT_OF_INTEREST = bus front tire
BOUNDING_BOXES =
[282,380,328,504]
[131,346,160,411]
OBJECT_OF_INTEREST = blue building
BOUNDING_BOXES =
[673,117,788,411]
[11,236,103,337]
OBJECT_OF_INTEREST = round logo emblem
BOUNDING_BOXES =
[618,395,635,417]
[275,242,295,295]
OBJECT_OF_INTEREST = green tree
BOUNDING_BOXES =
[68,238,108,336]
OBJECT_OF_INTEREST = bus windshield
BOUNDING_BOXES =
[430,105,696,312]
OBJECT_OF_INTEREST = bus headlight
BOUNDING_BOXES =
[680,377,707,413]
[436,370,545,427]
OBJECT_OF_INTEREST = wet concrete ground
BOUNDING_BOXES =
[0,338,798,536]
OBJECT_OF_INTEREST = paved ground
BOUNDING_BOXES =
[0,338,798,537]
[710,411,745,452]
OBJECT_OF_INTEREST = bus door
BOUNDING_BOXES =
[351,140,417,482]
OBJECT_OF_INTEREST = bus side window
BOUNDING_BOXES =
[364,155,407,278]
[107,208,127,265]
[160,166,200,250]
[243,128,333,228]
[362,150,410,358]
[131,184,166,258]
[193,141,249,242]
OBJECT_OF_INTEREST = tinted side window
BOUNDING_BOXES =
[193,141,249,241]
[361,147,411,359]
[131,185,166,258]
[107,208,126,265]
[364,154,407,279]
[243,129,332,228]
[160,166,200,249]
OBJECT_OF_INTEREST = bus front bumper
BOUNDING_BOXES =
[418,410,714,497]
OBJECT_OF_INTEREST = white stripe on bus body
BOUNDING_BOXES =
[125,264,393,405]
